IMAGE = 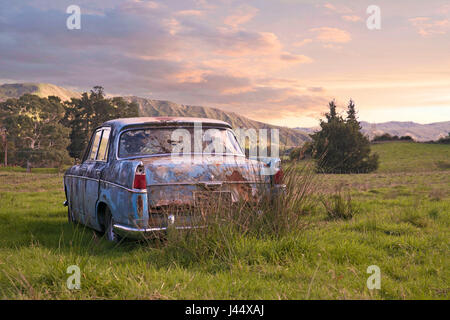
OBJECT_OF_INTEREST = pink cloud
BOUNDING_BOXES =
[322,2,353,14]
[175,10,204,16]
[280,53,313,64]
[293,38,313,47]
[409,17,450,36]
[310,27,351,43]
[224,5,259,28]
[342,15,361,22]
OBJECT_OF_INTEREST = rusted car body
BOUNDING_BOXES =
[63,117,284,241]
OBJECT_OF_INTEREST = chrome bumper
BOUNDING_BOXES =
[113,223,204,239]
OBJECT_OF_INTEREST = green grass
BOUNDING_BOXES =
[371,142,450,173]
[0,142,449,299]
[0,166,65,174]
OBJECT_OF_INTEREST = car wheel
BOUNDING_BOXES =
[66,196,75,223]
[104,207,119,242]
[68,204,74,223]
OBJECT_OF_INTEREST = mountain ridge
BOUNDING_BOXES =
[0,82,81,102]
[1,82,449,143]
[296,120,450,142]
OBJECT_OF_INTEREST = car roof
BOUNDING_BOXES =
[102,117,232,131]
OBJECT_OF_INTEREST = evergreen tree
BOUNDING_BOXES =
[310,100,379,173]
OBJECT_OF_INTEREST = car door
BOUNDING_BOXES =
[83,127,111,229]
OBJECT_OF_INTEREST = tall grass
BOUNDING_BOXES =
[153,161,319,269]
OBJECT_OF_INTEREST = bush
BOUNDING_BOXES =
[372,134,414,142]
[437,133,450,144]
[289,142,313,161]
[320,185,357,220]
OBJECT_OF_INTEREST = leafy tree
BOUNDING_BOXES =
[63,86,139,159]
[0,94,71,168]
[310,100,379,173]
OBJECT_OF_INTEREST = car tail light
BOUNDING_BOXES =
[133,166,146,189]
[274,168,283,184]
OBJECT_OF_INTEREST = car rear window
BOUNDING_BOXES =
[118,127,243,158]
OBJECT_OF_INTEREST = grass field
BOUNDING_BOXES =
[0,142,448,299]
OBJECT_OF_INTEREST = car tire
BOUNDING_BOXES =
[104,207,119,242]
[67,204,74,223]
[65,193,75,223]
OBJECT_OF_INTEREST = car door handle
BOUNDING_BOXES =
[95,169,102,178]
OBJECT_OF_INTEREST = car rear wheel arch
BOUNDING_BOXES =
[96,201,109,231]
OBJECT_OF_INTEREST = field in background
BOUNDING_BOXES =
[0,142,448,299]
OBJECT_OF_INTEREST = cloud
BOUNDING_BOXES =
[293,38,313,47]
[175,10,204,16]
[0,1,325,125]
[279,53,313,63]
[224,5,259,28]
[310,27,351,43]
[321,3,361,23]
[322,2,353,14]
[409,17,450,36]
[342,15,361,22]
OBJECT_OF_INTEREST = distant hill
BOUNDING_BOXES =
[123,96,310,147]
[0,83,81,102]
[3,82,446,144]
[0,83,310,147]
[296,121,450,142]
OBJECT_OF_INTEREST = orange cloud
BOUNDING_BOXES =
[409,17,450,36]
[224,5,259,28]
[310,27,351,43]
[342,15,361,22]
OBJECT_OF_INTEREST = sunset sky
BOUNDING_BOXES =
[1,0,450,127]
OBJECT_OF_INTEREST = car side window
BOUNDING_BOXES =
[88,130,102,161]
[97,128,110,161]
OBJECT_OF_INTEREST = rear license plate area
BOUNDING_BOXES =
[194,191,232,213]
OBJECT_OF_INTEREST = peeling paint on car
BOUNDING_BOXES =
[63,117,282,239]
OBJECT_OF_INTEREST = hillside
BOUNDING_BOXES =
[0,83,310,147]
[0,83,80,102]
[296,121,450,142]
[360,121,450,141]
[123,96,310,147]
[2,82,447,144]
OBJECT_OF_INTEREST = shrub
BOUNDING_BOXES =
[320,184,357,220]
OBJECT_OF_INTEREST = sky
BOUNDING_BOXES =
[1,0,450,127]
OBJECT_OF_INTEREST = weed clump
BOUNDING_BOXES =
[320,184,357,220]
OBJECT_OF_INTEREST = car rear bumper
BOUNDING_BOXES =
[113,223,204,239]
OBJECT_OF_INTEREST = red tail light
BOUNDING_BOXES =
[133,171,146,189]
[274,168,283,184]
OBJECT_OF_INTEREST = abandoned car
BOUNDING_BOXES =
[63,117,284,241]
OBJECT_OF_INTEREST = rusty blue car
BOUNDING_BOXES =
[63,117,284,241]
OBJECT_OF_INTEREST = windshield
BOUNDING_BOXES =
[118,127,243,158]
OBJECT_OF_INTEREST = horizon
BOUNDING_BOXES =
[1,0,450,127]
[0,80,449,128]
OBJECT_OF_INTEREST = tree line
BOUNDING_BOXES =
[0,86,138,169]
